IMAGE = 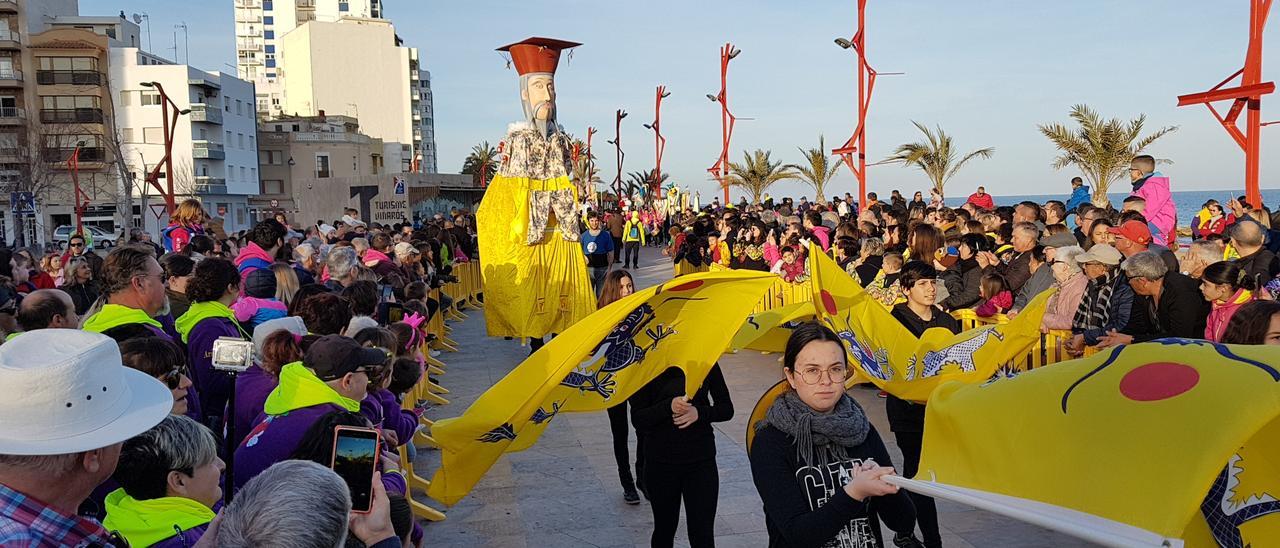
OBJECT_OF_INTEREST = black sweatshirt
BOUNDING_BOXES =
[629,365,733,464]
[750,423,916,548]
[886,304,961,433]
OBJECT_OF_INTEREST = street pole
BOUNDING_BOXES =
[608,109,627,203]
[69,144,88,236]
[644,86,670,200]
[586,126,597,206]
[707,43,740,204]
[833,0,874,211]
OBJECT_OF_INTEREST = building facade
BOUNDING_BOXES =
[110,46,259,237]
[252,112,386,221]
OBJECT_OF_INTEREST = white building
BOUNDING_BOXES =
[110,47,259,235]
[233,0,436,173]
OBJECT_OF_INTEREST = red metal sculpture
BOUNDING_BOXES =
[707,43,741,204]
[607,109,627,200]
[644,86,670,199]
[1177,0,1273,207]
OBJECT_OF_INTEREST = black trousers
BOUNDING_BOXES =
[607,402,636,491]
[645,458,718,548]
[613,234,624,263]
[895,430,941,548]
[624,241,640,268]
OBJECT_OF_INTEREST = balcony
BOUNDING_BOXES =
[235,0,261,8]
[44,146,105,163]
[192,141,225,160]
[40,108,103,124]
[236,39,262,51]
[189,104,223,125]
[0,106,24,124]
[37,70,103,86]
[293,131,369,144]
[0,1,18,13]
[194,176,227,195]
[237,27,262,38]
[0,69,21,87]
[0,29,18,50]
[236,12,261,23]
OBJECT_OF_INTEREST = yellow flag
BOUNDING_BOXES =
[918,340,1280,546]
[730,302,814,353]
[427,270,776,505]
[808,248,1050,402]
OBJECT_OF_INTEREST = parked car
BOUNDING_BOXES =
[52,225,119,249]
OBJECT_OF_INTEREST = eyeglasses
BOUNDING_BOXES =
[793,365,851,385]
[160,367,184,389]
[69,243,84,248]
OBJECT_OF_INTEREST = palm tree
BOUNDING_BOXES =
[461,141,500,186]
[1038,104,1177,207]
[884,122,993,198]
[623,169,668,199]
[725,149,796,204]
[788,136,841,205]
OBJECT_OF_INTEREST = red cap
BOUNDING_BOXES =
[1107,220,1152,245]
[496,37,581,76]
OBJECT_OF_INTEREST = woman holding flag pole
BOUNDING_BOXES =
[598,270,642,505]
[750,323,922,548]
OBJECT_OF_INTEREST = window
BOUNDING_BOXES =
[198,128,207,140]
[263,179,283,194]
[339,1,350,11]
[316,153,330,178]
[225,130,232,144]
[139,91,161,106]
[38,57,98,71]
[291,124,299,131]
[235,100,243,115]
[265,45,275,53]
[41,96,100,109]
[249,136,255,150]
[238,133,245,148]
[224,96,230,112]
[274,124,282,132]
[263,16,274,25]
[142,127,163,144]
[264,30,274,40]
[122,128,135,143]
[119,90,132,107]
[228,165,236,180]
[264,1,273,9]
[261,150,283,165]
[251,167,257,181]
[240,166,246,180]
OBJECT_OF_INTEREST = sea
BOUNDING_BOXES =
[944,189,1280,230]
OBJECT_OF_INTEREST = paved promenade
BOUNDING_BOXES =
[414,246,1093,547]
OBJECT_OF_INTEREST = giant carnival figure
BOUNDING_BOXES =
[478,37,594,348]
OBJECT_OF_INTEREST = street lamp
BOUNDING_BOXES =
[646,86,670,199]
[611,109,627,201]
[831,1,901,211]
[706,43,740,204]
[140,81,189,215]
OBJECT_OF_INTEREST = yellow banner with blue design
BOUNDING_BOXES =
[807,248,1050,402]
[917,340,1280,547]
[427,270,777,505]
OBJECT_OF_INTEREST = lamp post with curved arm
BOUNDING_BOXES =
[707,43,740,204]
[140,81,190,216]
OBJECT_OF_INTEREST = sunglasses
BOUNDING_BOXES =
[69,242,84,248]
[160,367,184,389]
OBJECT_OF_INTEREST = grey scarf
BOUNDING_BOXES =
[759,391,870,467]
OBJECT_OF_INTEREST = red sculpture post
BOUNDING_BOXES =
[644,86,670,199]
[141,81,188,216]
[707,43,740,204]
[608,109,627,202]
[833,0,877,211]
[1177,0,1273,208]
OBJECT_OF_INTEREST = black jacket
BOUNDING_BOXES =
[995,249,1034,294]
[855,255,883,287]
[1131,272,1209,342]
[751,422,916,548]
[630,365,733,464]
[886,304,960,433]
[1236,248,1280,290]
[63,281,99,316]
[940,258,983,310]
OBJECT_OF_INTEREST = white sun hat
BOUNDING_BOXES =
[0,329,172,455]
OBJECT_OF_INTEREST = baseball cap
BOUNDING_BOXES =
[304,335,388,382]
[1108,220,1152,245]
[1076,244,1123,265]
[393,242,421,258]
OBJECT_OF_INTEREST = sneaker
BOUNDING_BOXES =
[893,534,925,548]
[623,488,641,505]
[429,349,442,358]
[877,390,888,399]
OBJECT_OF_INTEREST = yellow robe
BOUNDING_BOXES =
[477,124,594,338]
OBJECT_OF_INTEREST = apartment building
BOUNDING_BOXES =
[110,46,259,236]
[252,112,385,218]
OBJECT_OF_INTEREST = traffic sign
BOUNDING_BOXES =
[394,177,406,195]
[270,199,279,208]
[9,191,34,215]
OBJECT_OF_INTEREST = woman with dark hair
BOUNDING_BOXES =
[597,270,641,505]
[907,224,943,264]
[1201,261,1257,342]
[119,336,197,419]
[294,292,353,336]
[732,222,771,272]
[287,283,330,316]
[175,257,251,427]
[751,322,919,548]
[353,327,416,450]
[630,352,733,546]
[940,233,989,310]
[1220,300,1280,345]
[888,260,959,548]
[1088,217,1116,250]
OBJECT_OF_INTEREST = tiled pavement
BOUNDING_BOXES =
[415,247,1096,547]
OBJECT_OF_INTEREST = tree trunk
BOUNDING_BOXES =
[12,211,23,248]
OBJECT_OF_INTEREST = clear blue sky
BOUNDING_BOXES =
[86,0,1278,200]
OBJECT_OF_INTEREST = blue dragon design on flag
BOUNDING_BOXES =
[1201,453,1280,548]
[477,423,517,443]
[908,327,1004,380]
[559,303,677,400]
[829,322,892,381]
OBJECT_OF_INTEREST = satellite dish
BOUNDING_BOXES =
[132,13,143,24]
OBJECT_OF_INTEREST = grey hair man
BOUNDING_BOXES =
[211,460,396,548]
[1180,239,1225,279]
[1228,220,1280,287]
[324,246,359,292]
[1097,251,1208,347]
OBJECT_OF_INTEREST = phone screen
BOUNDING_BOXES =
[332,427,380,513]
[381,285,394,303]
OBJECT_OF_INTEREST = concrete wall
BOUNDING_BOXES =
[293,172,477,228]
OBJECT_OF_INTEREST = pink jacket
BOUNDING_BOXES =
[1205,289,1253,342]
[1131,174,1176,247]
[1042,273,1089,330]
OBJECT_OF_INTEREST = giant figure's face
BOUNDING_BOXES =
[521,73,557,123]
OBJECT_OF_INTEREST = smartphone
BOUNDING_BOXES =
[380,284,394,303]
[331,426,380,513]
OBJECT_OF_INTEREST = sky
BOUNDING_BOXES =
[85,0,1278,200]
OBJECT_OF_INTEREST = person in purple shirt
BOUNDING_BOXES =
[233,334,388,493]
[175,258,252,428]
[232,316,308,445]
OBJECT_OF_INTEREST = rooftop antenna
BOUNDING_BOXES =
[131,13,151,52]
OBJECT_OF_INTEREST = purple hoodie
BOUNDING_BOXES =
[360,389,419,446]
[149,524,209,548]
[232,364,277,445]
[234,403,342,492]
[186,317,245,424]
